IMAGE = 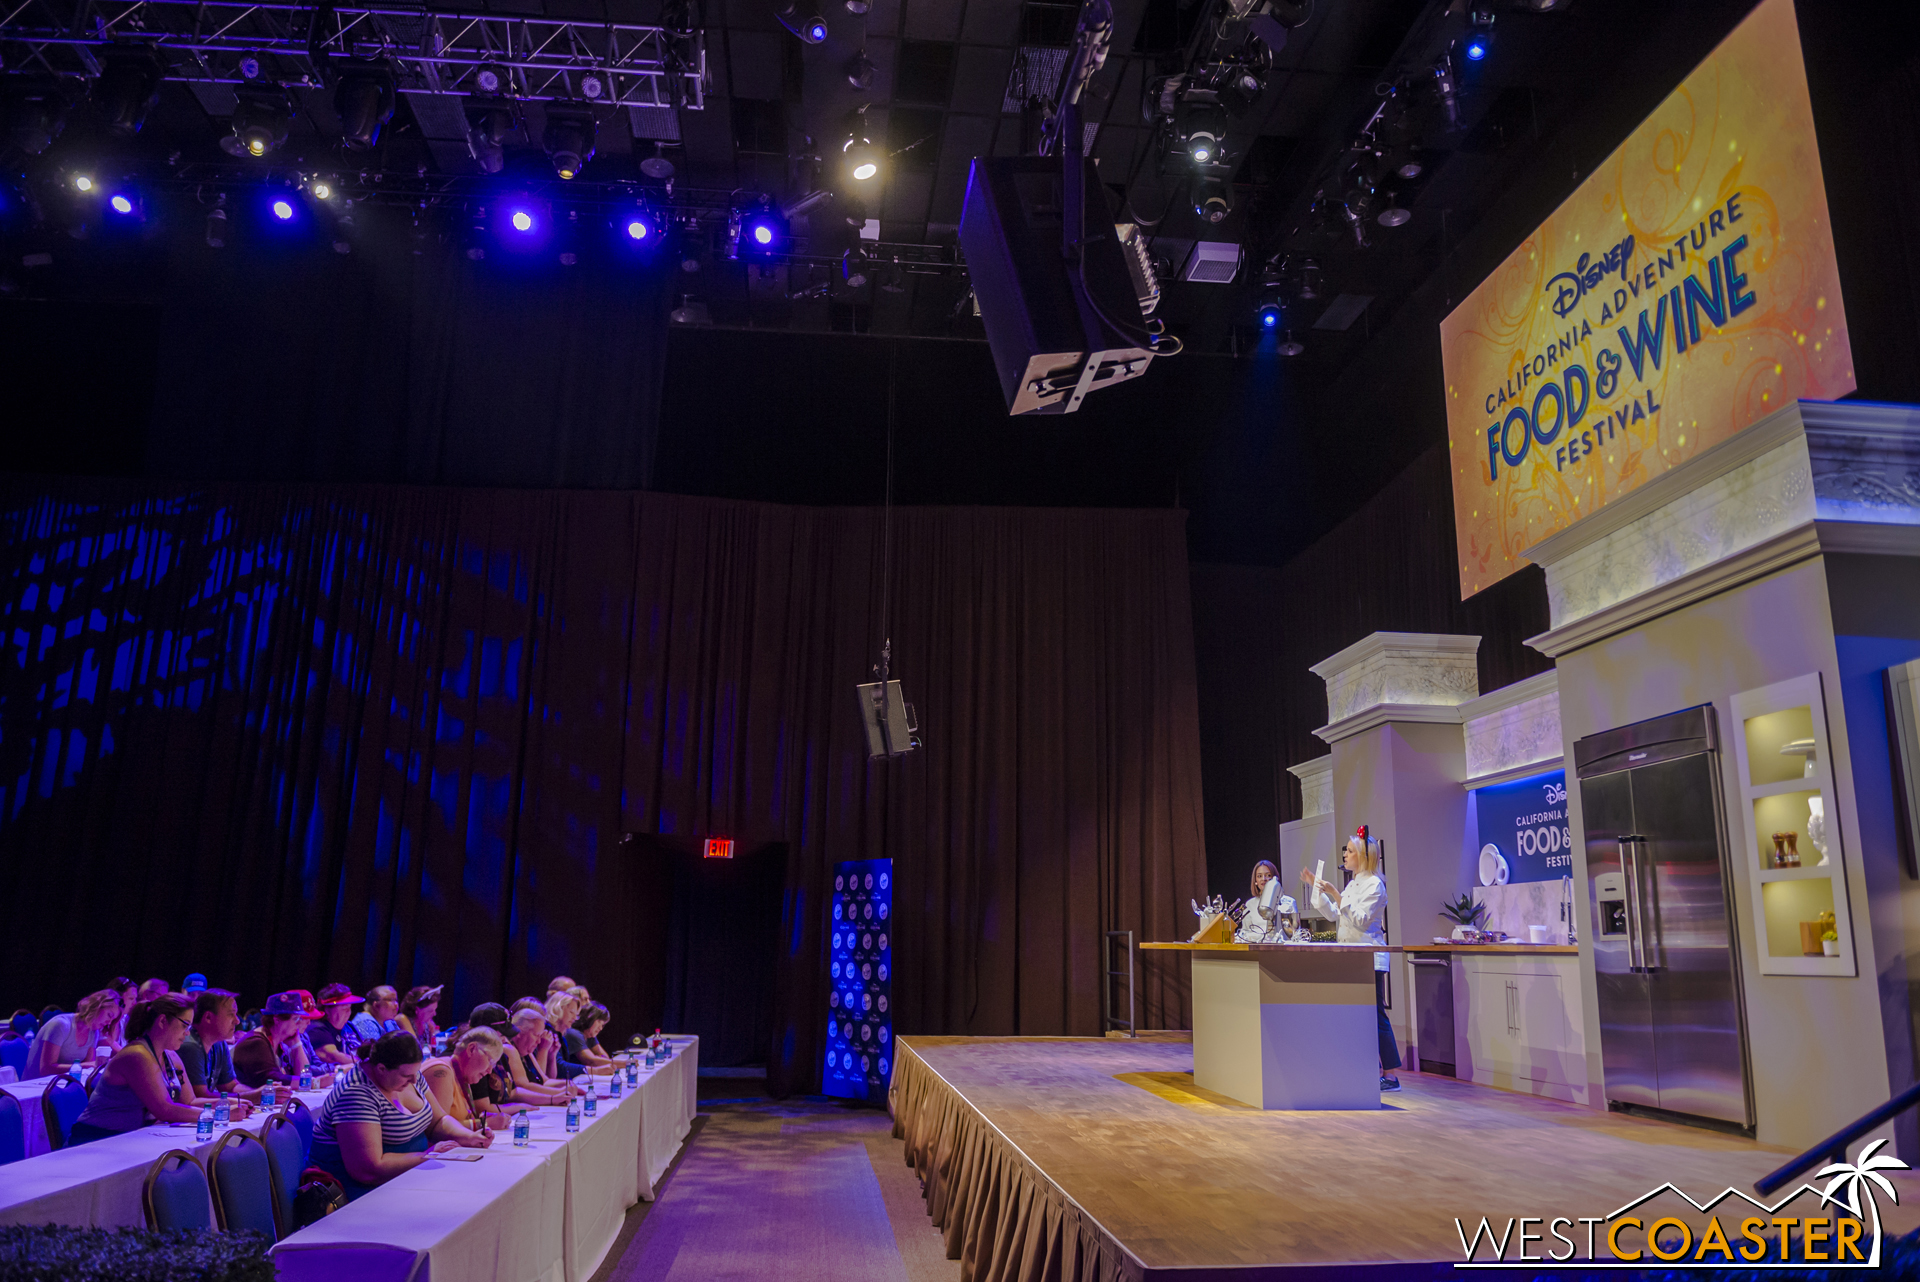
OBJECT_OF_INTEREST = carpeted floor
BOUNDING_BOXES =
[590,1072,960,1282]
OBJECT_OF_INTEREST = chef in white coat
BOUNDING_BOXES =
[1303,827,1401,1091]
[1234,861,1294,943]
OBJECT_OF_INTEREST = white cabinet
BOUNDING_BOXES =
[1454,956,1588,1104]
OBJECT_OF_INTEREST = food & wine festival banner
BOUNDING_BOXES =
[1441,0,1854,598]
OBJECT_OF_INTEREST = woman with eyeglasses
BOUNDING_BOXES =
[309,1030,491,1200]
[68,993,251,1144]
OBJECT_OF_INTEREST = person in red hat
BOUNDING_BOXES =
[308,983,366,1066]
[234,990,333,1090]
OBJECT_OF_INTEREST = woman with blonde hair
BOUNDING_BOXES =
[70,993,242,1143]
[1304,827,1401,1091]
[26,989,122,1078]
[421,1026,519,1132]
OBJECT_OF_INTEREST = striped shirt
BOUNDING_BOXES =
[312,1077,436,1151]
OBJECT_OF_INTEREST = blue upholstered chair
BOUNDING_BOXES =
[142,1150,213,1230]
[208,1129,279,1236]
[0,1092,24,1165]
[259,1112,306,1238]
[41,1077,87,1151]
[0,1038,27,1077]
[282,1096,315,1163]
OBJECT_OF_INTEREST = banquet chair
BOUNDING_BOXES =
[259,1112,305,1238]
[282,1096,315,1162]
[208,1129,280,1236]
[0,1092,23,1165]
[41,1077,87,1151]
[0,1039,25,1077]
[142,1150,213,1230]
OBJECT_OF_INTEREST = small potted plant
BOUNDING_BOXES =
[1440,892,1488,941]
[1822,929,1839,958]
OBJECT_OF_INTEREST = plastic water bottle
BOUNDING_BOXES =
[260,1082,277,1109]
[197,1104,215,1142]
[512,1111,531,1148]
[298,1066,314,1092]
[624,1057,637,1087]
[214,1093,231,1125]
[584,1086,597,1117]
[609,1071,623,1099]
[565,1095,582,1132]
[644,1048,655,1069]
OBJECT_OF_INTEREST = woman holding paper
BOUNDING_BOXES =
[1304,828,1402,1092]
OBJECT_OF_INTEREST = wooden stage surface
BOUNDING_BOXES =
[895,1035,1920,1278]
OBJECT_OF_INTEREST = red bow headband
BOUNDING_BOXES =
[1354,825,1368,840]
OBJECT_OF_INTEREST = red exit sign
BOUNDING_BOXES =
[703,838,734,859]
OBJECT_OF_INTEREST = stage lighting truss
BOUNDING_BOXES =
[0,0,710,111]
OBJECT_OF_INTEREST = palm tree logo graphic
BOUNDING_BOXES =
[1818,1138,1907,1267]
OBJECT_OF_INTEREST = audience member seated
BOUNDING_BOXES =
[137,977,169,1003]
[26,990,121,1078]
[565,1003,616,1070]
[177,989,257,1103]
[546,993,612,1077]
[104,977,137,1050]
[421,1027,516,1132]
[235,991,332,1090]
[69,994,245,1144]
[307,984,364,1067]
[546,975,577,997]
[503,1009,576,1104]
[308,1031,490,1200]
[397,985,442,1048]
[181,973,209,994]
[349,986,402,1042]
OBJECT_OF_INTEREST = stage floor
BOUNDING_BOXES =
[896,1035,1920,1278]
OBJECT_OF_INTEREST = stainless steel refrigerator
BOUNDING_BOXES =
[1575,705,1753,1130]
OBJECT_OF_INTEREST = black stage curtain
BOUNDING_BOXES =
[0,480,1206,1092]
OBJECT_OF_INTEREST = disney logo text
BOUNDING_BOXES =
[1546,236,1636,318]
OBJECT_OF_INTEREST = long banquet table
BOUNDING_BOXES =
[0,1082,334,1226]
[270,1036,700,1282]
[0,1073,60,1159]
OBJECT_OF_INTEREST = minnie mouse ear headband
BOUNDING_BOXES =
[1354,825,1368,840]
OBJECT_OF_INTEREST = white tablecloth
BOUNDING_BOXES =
[0,1090,331,1227]
[272,1037,699,1282]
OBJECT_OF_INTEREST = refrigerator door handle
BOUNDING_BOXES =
[1618,838,1643,972]
[1632,836,1661,973]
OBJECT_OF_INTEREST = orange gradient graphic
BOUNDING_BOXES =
[1441,0,1854,599]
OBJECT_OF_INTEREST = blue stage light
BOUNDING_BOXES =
[806,19,829,41]
[752,224,774,246]
[1463,32,1489,60]
[271,198,294,220]
[511,209,534,232]
[109,194,134,214]
[626,218,649,241]
[1261,310,1278,328]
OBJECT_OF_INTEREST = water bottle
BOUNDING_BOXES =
[298,1066,314,1092]
[512,1110,531,1147]
[214,1093,231,1125]
[261,1082,277,1109]
[584,1086,597,1117]
[197,1104,215,1142]
[644,1048,655,1068]
[624,1057,638,1087]
[565,1095,581,1132]
[609,1071,623,1099]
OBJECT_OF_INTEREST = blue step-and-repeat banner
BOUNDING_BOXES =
[824,858,892,1102]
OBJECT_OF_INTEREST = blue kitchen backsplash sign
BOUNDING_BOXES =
[1474,770,1572,884]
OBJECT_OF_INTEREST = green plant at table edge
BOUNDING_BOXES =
[1823,929,1838,942]
[1439,892,1488,928]
[0,1225,273,1282]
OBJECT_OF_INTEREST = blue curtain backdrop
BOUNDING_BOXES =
[0,479,1206,1092]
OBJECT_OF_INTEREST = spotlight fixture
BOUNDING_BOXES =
[4,78,73,156]
[205,197,228,248]
[1430,61,1460,131]
[93,48,165,136]
[845,48,876,91]
[224,86,292,157]
[271,198,295,220]
[1340,200,1369,249]
[845,0,868,11]
[465,99,515,175]
[510,209,535,232]
[543,105,597,180]
[1376,197,1410,228]
[842,112,881,182]
[580,74,606,101]
[625,216,651,240]
[474,66,504,95]
[1179,103,1229,167]
[731,199,788,258]
[1462,29,1490,61]
[842,249,870,288]
[309,179,334,200]
[238,55,263,81]
[73,174,94,192]
[641,141,676,179]
[1462,7,1494,62]
[1255,296,1281,330]
[1192,177,1231,224]
[1296,257,1322,301]
[775,2,829,44]
[333,63,396,150]
[331,212,355,255]
[1277,330,1305,357]
[108,193,135,215]
[1396,156,1424,180]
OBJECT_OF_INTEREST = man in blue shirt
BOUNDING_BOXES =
[349,985,402,1043]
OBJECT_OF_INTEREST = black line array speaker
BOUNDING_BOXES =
[958,154,1155,415]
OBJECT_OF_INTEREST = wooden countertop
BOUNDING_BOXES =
[1140,941,1580,955]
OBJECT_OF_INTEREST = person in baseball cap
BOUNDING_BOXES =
[233,990,331,1090]
[181,974,209,994]
[308,983,366,1066]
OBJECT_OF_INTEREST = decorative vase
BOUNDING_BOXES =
[1771,833,1788,868]
[1807,797,1829,866]
[1823,939,1839,957]
[1784,832,1800,867]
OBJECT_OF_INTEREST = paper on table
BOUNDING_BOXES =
[437,1150,485,1162]
[1313,860,1325,892]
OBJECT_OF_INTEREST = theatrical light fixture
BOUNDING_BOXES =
[1192,177,1231,224]
[310,180,333,200]
[511,209,534,232]
[626,217,649,240]
[730,199,788,258]
[1463,7,1495,61]
[1178,102,1229,167]
[3,79,72,157]
[333,64,396,151]
[475,67,504,95]
[238,55,263,81]
[93,48,165,136]
[641,142,675,179]
[775,2,829,44]
[109,194,134,215]
[580,74,606,101]
[1377,197,1410,227]
[1396,157,1424,180]
[205,200,228,248]
[1277,330,1305,357]
[73,175,93,192]
[842,114,881,182]
[465,100,515,175]
[1462,30,1490,61]
[542,105,598,180]
[224,87,293,157]
[271,198,294,220]
[845,49,876,91]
